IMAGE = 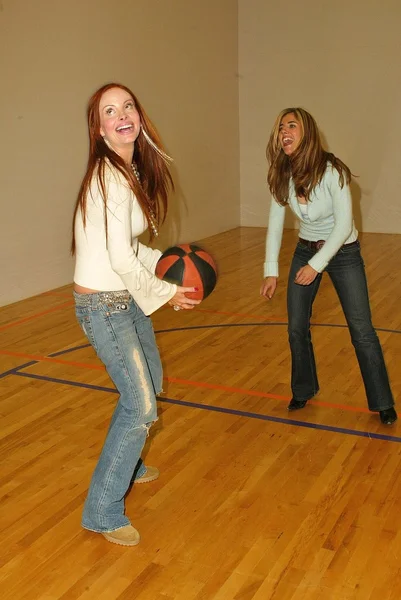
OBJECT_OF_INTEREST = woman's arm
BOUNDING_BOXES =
[105,179,177,315]
[308,168,354,273]
[261,198,285,300]
[263,197,286,278]
[135,242,162,274]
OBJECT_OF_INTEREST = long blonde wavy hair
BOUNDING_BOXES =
[266,107,351,206]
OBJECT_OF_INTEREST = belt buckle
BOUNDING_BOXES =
[316,240,325,250]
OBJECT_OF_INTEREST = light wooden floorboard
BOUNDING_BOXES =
[1,227,400,600]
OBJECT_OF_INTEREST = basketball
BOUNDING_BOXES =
[155,244,217,300]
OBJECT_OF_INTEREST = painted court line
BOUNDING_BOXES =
[1,293,400,337]
[156,322,288,334]
[196,308,286,321]
[156,322,401,335]
[0,345,92,379]
[0,349,104,371]
[14,371,118,393]
[0,361,38,380]
[165,376,370,414]
[158,397,400,443]
[0,300,74,332]
[166,375,290,401]
[12,370,401,444]
[182,308,401,335]
[50,344,94,357]
[0,346,286,401]
[0,318,381,416]
[0,346,370,414]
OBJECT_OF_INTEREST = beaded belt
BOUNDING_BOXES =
[298,238,359,251]
[73,290,131,307]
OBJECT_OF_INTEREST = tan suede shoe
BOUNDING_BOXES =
[135,466,159,484]
[102,525,140,546]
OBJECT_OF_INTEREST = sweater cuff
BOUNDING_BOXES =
[308,255,327,273]
[264,262,279,278]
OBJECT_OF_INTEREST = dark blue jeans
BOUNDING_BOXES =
[287,241,394,411]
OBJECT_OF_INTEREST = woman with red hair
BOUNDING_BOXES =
[72,83,199,546]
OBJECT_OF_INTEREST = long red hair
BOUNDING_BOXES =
[71,83,173,254]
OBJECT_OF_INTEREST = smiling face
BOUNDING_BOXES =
[99,87,141,158]
[279,112,303,156]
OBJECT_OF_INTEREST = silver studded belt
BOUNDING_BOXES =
[73,290,132,307]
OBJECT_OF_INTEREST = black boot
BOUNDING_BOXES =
[287,398,308,411]
[379,407,397,425]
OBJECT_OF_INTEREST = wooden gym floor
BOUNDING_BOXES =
[1,227,401,600]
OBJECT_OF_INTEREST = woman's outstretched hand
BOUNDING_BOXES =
[168,286,201,310]
[260,277,277,300]
[294,265,318,285]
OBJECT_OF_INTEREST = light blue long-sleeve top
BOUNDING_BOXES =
[264,164,358,277]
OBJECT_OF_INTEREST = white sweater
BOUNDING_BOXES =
[74,165,176,315]
[264,165,358,277]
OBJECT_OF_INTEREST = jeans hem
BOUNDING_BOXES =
[292,389,319,402]
[369,404,395,413]
[82,521,131,534]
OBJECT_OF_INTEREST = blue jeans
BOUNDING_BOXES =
[287,241,394,411]
[74,291,162,532]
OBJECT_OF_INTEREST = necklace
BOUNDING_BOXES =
[131,163,159,237]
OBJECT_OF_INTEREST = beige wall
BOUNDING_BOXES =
[239,0,401,234]
[3,0,400,307]
[0,0,240,306]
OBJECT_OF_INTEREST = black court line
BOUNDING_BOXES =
[12,370,401,444]
[0,361,38,380]
[0,345,92,380]
[155,322,401,335]
[50,344,93,357]
[1,320,399,379]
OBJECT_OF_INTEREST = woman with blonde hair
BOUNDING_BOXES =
[260,107,396,425]
[72,83,200,546]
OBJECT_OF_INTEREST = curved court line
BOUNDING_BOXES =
[155,322,401,335]
[195,308,287,322]
[0,347,370,414]
[0,348,291,404]
[11,371,401,444]
[1,316,398,413]
[51,343,95,357]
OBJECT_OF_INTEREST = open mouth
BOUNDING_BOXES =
[282,137,293,147]
[116,124,134,134]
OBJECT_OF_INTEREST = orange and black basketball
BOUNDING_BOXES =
[155,244,217,300]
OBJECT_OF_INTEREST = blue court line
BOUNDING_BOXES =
[1,320,399,379]
[155,322,401,335]
[12,370,401,444]
[50,344,92,357]
[0,361,38,380]
[0,344,93,379]
[14,371,118,393]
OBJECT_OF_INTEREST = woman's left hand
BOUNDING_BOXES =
[294,265,318,286]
